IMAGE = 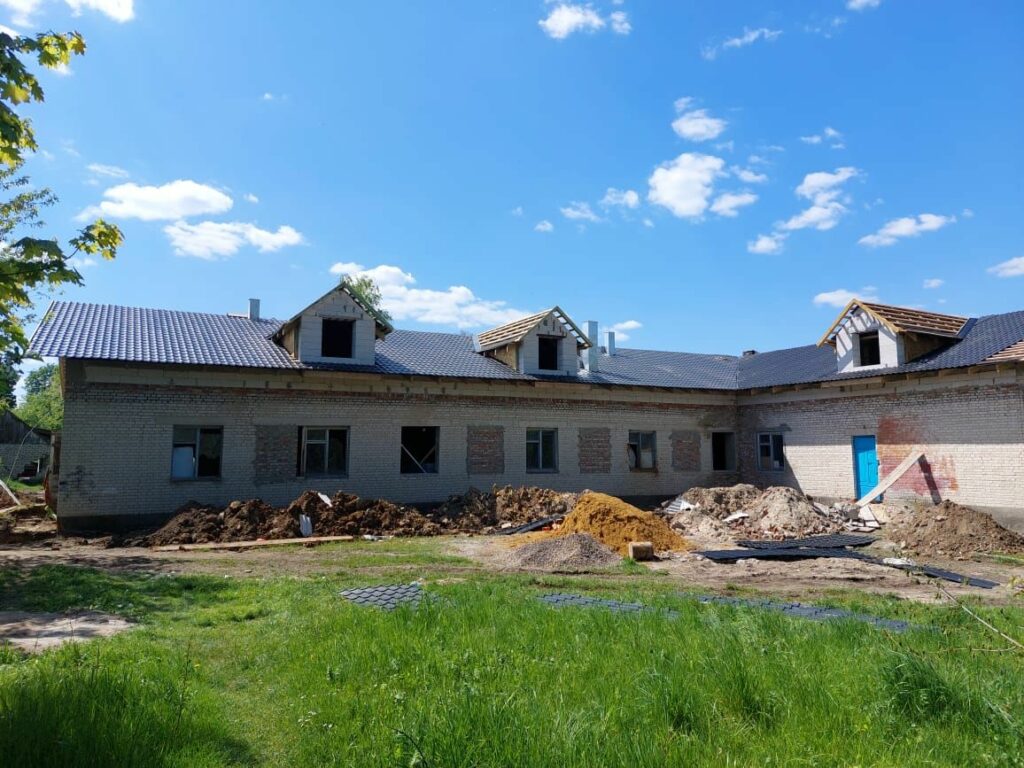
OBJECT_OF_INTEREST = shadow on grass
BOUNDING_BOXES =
[0,564,234,621]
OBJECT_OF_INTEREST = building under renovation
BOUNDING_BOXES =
[28,285,1024,532]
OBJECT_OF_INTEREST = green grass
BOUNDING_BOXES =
[5,478,43,495]
[1,549,1023,767]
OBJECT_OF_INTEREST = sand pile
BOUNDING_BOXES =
[432,485,578,533]
[503,533,620,570]
[681,484,762,518]
[885,500,1024,558]
[554,492,690,555]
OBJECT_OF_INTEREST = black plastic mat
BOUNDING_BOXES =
[340,583,425,610]
[698,547,861,562]
[539,593,678,618]
[691,594,912,632]
[734,534,877,550]
[503,515,563,535]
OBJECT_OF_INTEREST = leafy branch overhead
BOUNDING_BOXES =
[341,274,393,324]
[0,30,123,355]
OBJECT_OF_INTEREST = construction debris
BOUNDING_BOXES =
[627,541,655,561]
[549,492,691,556]
[433,485,579,533]
[151,534,355,552]
[854,446,925,506]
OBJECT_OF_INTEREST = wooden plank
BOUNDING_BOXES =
[0,480,19,507]
[854,446,925,507]
[152,534,355,552]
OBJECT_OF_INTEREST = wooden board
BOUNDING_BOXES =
[854,446,925,507]
[0,480,19,507]
[152,534,355,552]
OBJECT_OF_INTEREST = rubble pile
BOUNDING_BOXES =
[885,499,1024,559]
[669,484,845,542]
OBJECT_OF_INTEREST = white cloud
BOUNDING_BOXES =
[68,256,97,269]
[0,22,19,36]
[731,166,767,184]
[710,190,758,217]
[747,233,786,255]
[77,180,233,221]
[800,135,823,145]
[0,0,40,26]
[609,10,630,35]
[824,126,842,139]
[714,140,735,152]
[600,187,639,209]
[813,287,879,308]
[923,278,944,289]
[702,26,781,60]
[244,193,259,204]
[86,162,129,179]
[538,4,604,39]
[560,201,600,222]
[858,213,956,247]
[642,218,654,228]
[510,205,523,217]
[262,92,275,101]
[647,152,725,219]
[961,207,974,218]
[801,126,844,147]
[164,221,304,260]
[328,261,364,277]
[847,0,881,10]
[327,262,529,329]
[672,100,728,141]
[608,319,641,341]
[535,219,554,233]
[66,0,133,22]
[778,167,859,232]
[987,256,1024,278]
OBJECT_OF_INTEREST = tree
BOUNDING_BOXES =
[0,30,123,364]
[340,274,393,323]
[15,362,61,430]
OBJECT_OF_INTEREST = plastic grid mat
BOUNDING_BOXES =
[692,594,912,632]
[340,583,424,611]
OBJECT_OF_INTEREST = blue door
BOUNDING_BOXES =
[852,435,880,500]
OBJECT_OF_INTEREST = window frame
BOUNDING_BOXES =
[537,335,560,371]
[857,330,881,367]
[321,317,355,359]
[627,430,657,472]
[299,426,350,478]
[170,425,223,481]
[400,426,440,474]
[525,428,558,473]
[711,431,737,472]
[757,432,786,472]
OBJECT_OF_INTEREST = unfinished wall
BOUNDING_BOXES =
[295,289,377,366]
[834,309,901,372]
[519,313,579,378]
[738,372,1024,530]
[57,361,736,528]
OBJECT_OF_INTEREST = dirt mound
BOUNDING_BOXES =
[145,491,438,546]
[681,484,762,519]
[554,492,690,555]
[432,485,578,533]
[741,487,842,537]
[885,500,1024,558]
[503,533,620,570]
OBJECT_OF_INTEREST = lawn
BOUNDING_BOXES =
[0,541,1022,767]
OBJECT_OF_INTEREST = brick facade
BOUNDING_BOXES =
[670,430,701,472]
[253,424,298,484]
[466,426,504,475]
[577,427,611,474]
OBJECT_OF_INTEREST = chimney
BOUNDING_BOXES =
[584,321,599,372]
[605,331,616,356]
[248,298,261,321]
[742,349,757,357]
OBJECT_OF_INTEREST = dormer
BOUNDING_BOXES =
[818,299,969,373]
[274,283,393,366]
[474,307,591,377]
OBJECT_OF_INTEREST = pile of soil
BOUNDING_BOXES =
[885,500,1024,559]
[553,492,690,555]
[502,533,620,570]
[681,484,762,518]
[432,485,578,533]
[145,491,438,546]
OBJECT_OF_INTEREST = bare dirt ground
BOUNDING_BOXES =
[0,610,133,652]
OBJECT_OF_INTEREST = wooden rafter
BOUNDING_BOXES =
[817,299,969,347]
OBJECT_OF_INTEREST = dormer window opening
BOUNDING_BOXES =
[538,336,559,370]
[858,331,880,367]
[321,318,354,358]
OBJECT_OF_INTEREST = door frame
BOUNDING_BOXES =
[851,434,880,501]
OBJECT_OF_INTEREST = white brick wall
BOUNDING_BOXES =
[296,290,377,366]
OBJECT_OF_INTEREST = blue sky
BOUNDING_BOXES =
[7,0,1024,362]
